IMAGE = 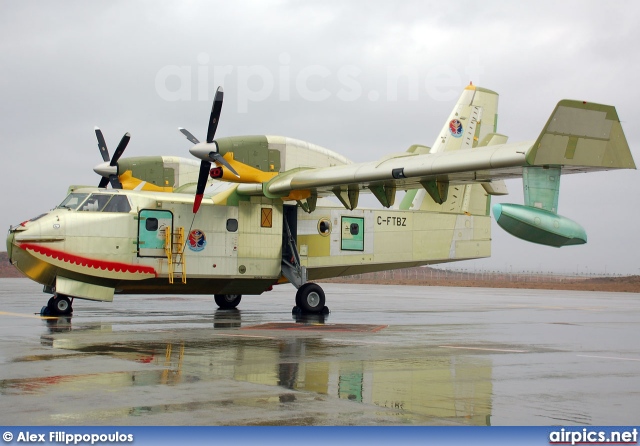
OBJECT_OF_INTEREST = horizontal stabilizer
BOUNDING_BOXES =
[527,100,635,171]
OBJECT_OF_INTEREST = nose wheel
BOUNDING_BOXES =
[44,295,73,316]
[294,283,328,314]
[214,294,242,310]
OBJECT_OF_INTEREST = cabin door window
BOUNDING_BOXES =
[138,209,173,257]
[341,216,364,251]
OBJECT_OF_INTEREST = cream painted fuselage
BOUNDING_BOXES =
[6,185,490,304]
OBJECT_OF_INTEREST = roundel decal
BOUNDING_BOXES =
[187,229,207,252]
[449,119,463,138]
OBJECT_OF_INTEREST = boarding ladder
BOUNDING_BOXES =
[165,226,186,284]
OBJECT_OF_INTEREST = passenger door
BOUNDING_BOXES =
[138,210,173,257]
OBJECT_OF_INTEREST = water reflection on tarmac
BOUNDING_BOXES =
[0,278,639,426]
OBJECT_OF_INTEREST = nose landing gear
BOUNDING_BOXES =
[214,294,242,310]
[41,295,73,316]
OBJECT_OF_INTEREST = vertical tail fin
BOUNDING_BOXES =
[432,84,499,154]
[400,85,504,215]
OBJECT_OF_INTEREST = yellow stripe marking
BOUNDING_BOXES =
[0,311,58,320]
[577,354,640,362]
[439,345,528,353]
[214,333,277,340]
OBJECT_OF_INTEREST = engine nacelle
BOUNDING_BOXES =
[493,203,586,248]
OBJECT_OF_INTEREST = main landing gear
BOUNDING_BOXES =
[281,209,329,316]
[294,283,328,314]
[296,283,325,313]
[41,295,73,316]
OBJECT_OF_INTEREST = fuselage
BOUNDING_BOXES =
[6,185,491,302]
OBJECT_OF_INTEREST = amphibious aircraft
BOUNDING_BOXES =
[6,85,636,316]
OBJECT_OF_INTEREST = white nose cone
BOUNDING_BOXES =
[190,141,218,161]
[93,162,117,177]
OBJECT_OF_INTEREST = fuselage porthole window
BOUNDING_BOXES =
[318,218,331,236]
[226,219,238,232]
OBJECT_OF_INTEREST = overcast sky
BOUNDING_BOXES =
[1,0,638,275]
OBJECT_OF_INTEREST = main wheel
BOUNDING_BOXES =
[48,295,72,316]
[296,283,325,313]
[214,294,242,310]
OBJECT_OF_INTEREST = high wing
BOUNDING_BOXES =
[249,100,634,209]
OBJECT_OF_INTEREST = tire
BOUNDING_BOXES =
[214,294,242,310]
[295,291,302,308]
[294,283,313,307]
[48,295,72,316]
[296,283,325,314]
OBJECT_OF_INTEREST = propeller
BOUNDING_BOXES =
[179,86,239,213]
[93,127,130,189]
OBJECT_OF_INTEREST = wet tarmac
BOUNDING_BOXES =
[0,278,639,426]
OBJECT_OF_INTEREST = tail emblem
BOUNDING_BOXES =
[449,119,463,138]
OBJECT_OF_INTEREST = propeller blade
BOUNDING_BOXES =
[95,127,110,162]
[109,174,122,189]
[98,177,110,188]
[211,152,240,178]
[206,87,224,143]
[193,160,211,213]
[179,127,200,144]
[110,132,130,166]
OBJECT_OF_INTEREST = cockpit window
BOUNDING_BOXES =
[58,193,131,213]
[102,195,131,213]
[78,194,112,212]
[57,193,89,210]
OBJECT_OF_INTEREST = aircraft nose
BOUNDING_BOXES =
[7,230,14,261]
[6,229,14,260]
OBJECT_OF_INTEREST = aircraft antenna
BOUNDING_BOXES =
[182,210,198,255]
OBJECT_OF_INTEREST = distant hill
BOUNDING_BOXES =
[322,267,640,293]
[0,252,25,278]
